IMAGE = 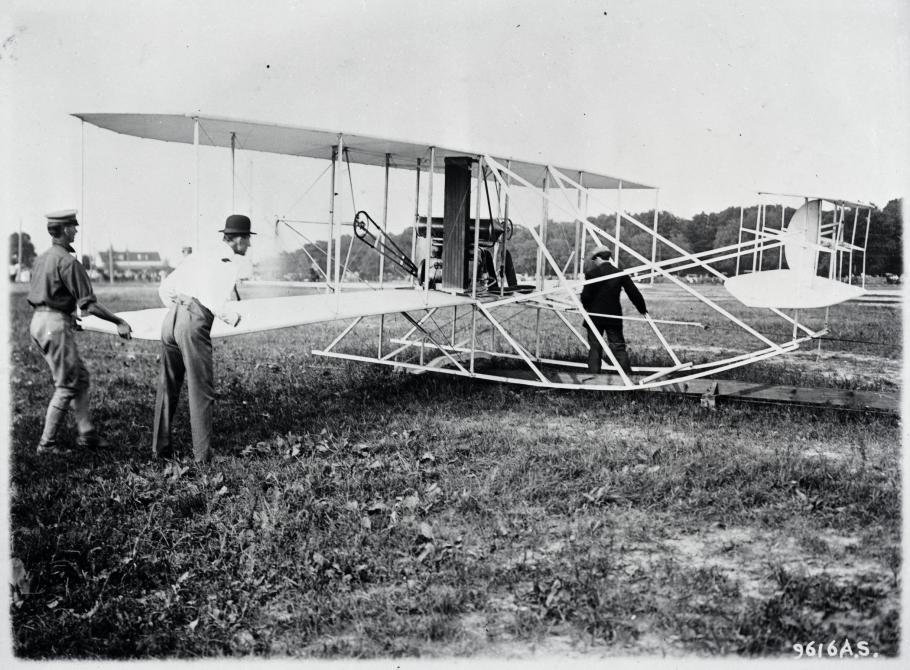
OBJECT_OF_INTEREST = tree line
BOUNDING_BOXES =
[8,232,95,279]
[272,198,903,281]
[9,198,901,281]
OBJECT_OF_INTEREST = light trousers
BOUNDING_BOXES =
[30,309,93,445]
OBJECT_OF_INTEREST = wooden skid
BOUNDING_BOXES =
[484,368,899,413]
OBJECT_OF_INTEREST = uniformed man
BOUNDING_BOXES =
[28,209,133,455]
[580,245,648,376]
[151,214,254,463]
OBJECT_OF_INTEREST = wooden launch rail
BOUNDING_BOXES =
[485,368,900,413]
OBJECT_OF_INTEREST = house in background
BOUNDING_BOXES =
[95,249,171,281]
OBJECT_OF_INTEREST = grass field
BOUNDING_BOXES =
[7,282,902,659]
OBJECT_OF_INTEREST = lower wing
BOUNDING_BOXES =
[80,288,476,340]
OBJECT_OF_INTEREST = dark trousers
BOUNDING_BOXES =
[152,299,215,462]
[586,320,632,376]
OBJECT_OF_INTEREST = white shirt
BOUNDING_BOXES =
[159,241,240,325]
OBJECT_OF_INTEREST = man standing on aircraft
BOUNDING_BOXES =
[580,245,647,376]
[28,209,133,455]
[151,214,253,463]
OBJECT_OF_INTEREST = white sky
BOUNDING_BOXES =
[2,0,909,266]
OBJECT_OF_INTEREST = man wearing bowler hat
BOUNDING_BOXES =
[28,209,133,455]
[580,245,648,376]
[152,214,254,463]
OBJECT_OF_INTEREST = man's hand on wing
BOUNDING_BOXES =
[215,309,242,327]
[117,320,133,340]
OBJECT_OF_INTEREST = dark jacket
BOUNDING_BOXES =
[580,261,647,328]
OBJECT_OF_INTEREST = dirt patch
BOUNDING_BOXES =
[669,346,899,388]
[785,350,900,388]
[660,525,893,600]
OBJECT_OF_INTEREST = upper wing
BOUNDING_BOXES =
[72,113,653,190]
[79,288,477,340]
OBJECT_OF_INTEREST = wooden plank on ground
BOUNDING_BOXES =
[485,368,899,413]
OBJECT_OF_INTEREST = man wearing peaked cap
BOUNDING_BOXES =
[152,214,254,463]
[580,245,648,377]
[27,209,133,455]
[583,245,613,276]
[45,209,79,228]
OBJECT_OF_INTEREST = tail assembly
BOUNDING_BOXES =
[724,197,872,309]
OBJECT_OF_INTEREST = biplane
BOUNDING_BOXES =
[74,113,890,409]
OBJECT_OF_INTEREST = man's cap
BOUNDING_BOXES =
[583,245,613,275]
[46,209,79,229]
[220,214,256,236]
[588,245,612,260]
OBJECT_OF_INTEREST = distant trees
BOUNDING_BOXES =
[584,199,902,278]
[865,199,903,275]
[687,206,794,275]
[9,232,36,270]
[269,198,903,281]
[277,229,417,281]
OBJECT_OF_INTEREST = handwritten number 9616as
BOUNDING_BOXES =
[793,639,875,658]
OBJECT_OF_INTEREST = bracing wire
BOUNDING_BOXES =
[277,221,327,257]
[196,120,259,214]
[673,311,892,347]
[280,163,334,218]
[196,118,337,224]
[280,218,388,291]
[276,220,329,283]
